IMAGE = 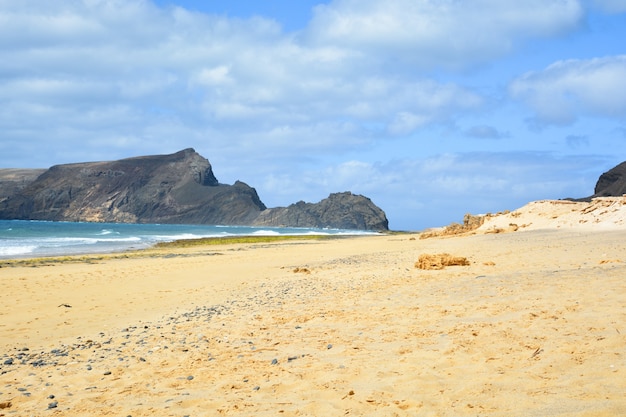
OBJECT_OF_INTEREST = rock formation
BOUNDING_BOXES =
[588,161,626,199]
[0,149,389,231]
[0,149,266,225]
[252,192,389,231]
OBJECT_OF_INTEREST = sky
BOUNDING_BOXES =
[1,1,625,230]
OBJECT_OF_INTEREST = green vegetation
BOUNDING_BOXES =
[153,234,343,248]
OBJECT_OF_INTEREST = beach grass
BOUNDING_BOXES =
[152,233,345,248]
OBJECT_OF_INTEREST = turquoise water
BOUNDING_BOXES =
[0,220,377,259]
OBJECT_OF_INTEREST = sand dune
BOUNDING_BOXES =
[478,197,626,232]
[1,204,626,416]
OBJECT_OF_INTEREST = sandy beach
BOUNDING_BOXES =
[1,202,626,416]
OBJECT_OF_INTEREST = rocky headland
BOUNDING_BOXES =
[0,148,388,231]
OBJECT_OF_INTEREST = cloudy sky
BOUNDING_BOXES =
[1,0,625,230]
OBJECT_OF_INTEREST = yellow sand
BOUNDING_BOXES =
[1,227,625,416]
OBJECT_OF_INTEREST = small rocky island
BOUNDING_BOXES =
[0,148,388,231]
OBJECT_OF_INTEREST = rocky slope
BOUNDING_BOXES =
[0,169,46,203]
[253,192,389,231]
[0,149,388,231]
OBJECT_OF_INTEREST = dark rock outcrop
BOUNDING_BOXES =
[0,149,389,230]
[252,192,389,231]
[591,161,626,198]
[0,149,266,225]
[574,161,626,201]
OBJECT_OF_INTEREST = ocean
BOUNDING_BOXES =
[0,220,377,259]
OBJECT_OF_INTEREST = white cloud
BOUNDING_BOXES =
[0,0,586,166]
[192,66,232,87]
[388,112,431,135]
[510,55,626,125]
[0,0,623,230]
[306,0,584,69]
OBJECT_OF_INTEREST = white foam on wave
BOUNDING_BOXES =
[334,230,380,235]
[0,245,37,257]
[96,236,142,242]
[97,229,119,236]
[251,230,281,236]
[35,236,142,247]
[152,232,227,242]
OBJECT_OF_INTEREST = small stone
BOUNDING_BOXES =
[253,386,260,391]
[48,401,58,409]
[271,358,278,365]
[186,375,194,381]
[3,358,13,365]
[327,344,333,350]
[103,371,112,375]
[48,395,55,399]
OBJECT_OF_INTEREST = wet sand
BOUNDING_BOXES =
[1,228,625,416]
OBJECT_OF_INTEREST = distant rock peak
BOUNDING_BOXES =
[252,191,389,231]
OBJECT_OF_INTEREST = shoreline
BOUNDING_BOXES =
[0,234,362,267]
[0,219,382,261]
[1,229,625,415]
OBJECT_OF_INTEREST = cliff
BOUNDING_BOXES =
[0,149,389,231]
[0,149,266,225]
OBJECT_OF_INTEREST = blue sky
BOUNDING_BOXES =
[1,1,625,230]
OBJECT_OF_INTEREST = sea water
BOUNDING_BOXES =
[0,220,377,259]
